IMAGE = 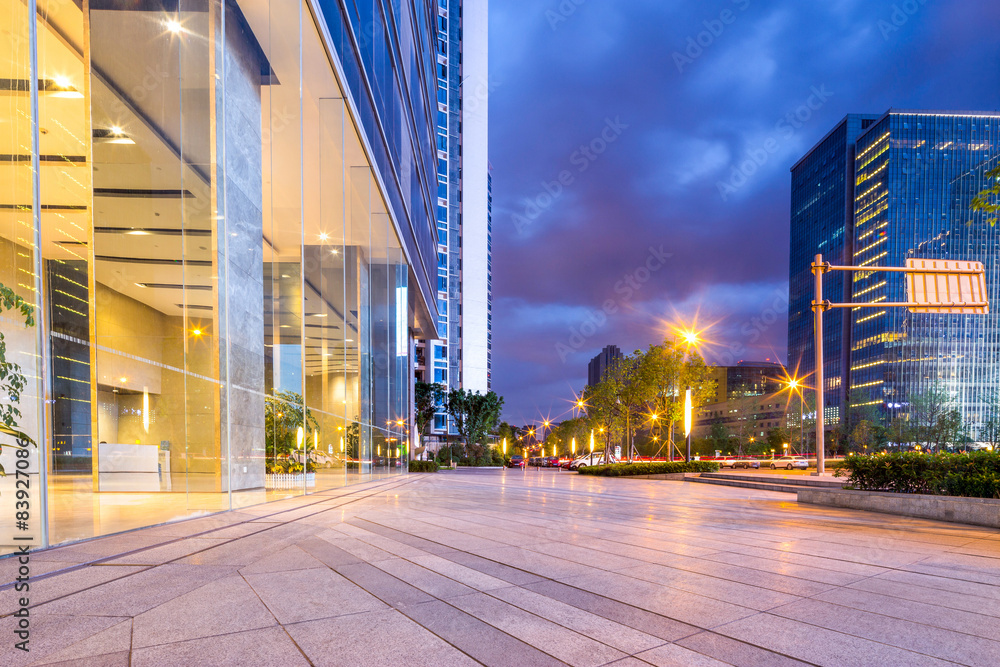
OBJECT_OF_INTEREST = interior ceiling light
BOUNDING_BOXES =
[165,18,183,33]
[93,127,135,145]
[319,232,329,241]
[44,76,83,98]
[126,230,150,235]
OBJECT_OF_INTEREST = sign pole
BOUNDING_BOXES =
[812,254,826,475]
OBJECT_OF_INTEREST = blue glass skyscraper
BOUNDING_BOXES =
[850,111,1000,437]
[788,114,879,425]
[790,110,1000,439]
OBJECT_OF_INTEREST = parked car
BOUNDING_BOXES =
[770,456,808,470]
[721,458,760,469]
[508,455,525,468]
[568,451,618,470]
[542,456,560,467]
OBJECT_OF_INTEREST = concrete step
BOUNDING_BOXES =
[698,472,844,489]
[684,476,802,494]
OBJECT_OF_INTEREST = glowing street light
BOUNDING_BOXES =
[571,437,576,455]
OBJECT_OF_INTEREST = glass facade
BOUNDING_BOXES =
[415,0,491,447]
[788,114,878,426]
[849,112,1000,435]
[1,0,439,554]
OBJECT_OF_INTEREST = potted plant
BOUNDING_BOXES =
[1,284,36,478]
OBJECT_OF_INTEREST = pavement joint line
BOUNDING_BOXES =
[673,629,825,667]
[365,487,1000,622]
[235,569,318,667]
[349,515,747,637]
[342,517,692,643]
[442,474,1000,544]
[436,504,945,573]
[381,505,883,593]
[0,477,425,616]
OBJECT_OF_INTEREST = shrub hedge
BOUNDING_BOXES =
[408,460,439,473]
[836,451,1000,498]
[577,461,720,477]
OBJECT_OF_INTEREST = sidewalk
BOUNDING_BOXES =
[3,469,1000,666]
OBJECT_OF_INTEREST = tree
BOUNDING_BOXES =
[909,386,952,451]
[982,391,1000,451]
[707,422,731,455]
[640,339,715,459]
[971,163,1000,226]
[264,391,318,461]
[849,420,875,453]
[766,427,790,455]
[446,389,504,457]
[0,283,36,475]
[415,381,446,436]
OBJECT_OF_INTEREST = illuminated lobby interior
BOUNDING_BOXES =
[1,0,433,552]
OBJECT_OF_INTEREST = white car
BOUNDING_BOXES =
[569,452,618,470]
[770,456,809,470]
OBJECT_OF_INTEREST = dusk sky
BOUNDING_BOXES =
[487,0,1000,424]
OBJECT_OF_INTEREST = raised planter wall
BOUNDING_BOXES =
[797,487,1000,529]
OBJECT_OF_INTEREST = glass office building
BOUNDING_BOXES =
[414,0,491,446]
[849,111,1000,435]
[1,0,440,554]
[788,114,878,427]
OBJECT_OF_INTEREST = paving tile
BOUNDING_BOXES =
[616,562,803,611]
[0,565,148,616]
[39,564,237,617]
[333,562,436,608]
[437,550,547,585]
[132,626,309,666]
[558,571,757,628]
[132,574,276,647]
[295,535,365,568]
[0,614,129,667]
[409,553,521,592]
[675,630,813,666]
[399,599,565,666]
[102,537,231,565]
[813,585,1000,639]
[238,544,328,575]
[285,608,480,666]
[488,585,665,654]
[447,592,628,666]
[522,579,699,642]
[769,597,1000,667]
[712,611,956,667]
[848,575,1000,618]
[243,567,387,623]
[370,557,477,599]
[35,651,130,667]
[343,520,459,555]
[472,545,600,581]
[631,642,732,667]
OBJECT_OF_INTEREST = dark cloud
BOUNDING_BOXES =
[489,0,1000,420]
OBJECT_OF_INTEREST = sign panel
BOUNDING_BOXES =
[906,259,988,314]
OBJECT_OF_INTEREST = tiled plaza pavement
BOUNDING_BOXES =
[3,469,1000,666]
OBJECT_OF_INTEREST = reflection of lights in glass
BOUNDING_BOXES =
[126,230,150,236]
[192,328,202,336]
[319,232,329,241]
[165,19,182,33]
[297,427,304,448]
[143,388,149,433]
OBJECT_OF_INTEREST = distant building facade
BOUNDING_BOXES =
[588,345,623,387]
